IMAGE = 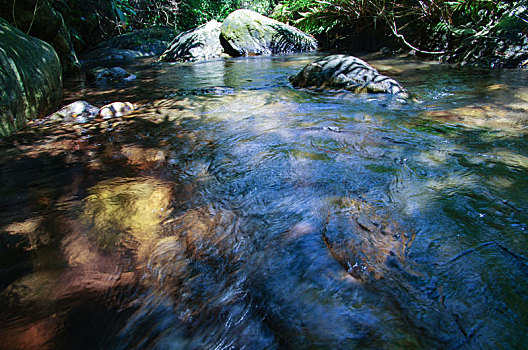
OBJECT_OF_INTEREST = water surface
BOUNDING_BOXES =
[1,53,528,349]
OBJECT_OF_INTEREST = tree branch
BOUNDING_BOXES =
[388,19,446,55]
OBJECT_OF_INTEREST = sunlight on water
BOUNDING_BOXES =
[1,53,528,349]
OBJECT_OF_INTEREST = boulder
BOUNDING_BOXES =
[220,9,317,56]
[289,54,408,97]
[0,0,80,74]
[79,48,149,66]
[80,26,177,66]
[0,17,62,137]
[93,26,177,57]
[50,101,100,123]
[160,20,224,62]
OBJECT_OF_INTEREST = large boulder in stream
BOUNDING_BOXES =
[0,17,62,137]
[220,9,317,56]
[160,20,224,62]
[0,0,80,74]
[93,26,176,56]
[81,27,177,66]
[290,54,409,97]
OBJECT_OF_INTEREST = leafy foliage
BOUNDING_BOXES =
[108,0,279,31]
[273,0,525,54]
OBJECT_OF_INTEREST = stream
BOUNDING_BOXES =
[1,53,528,349]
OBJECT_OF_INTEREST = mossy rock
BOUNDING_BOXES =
[220,9,317,56]
[0,17,62,137]
[160,20,224,62]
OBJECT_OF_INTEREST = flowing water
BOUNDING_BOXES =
[1,53,528,349]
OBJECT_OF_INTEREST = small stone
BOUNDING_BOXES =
[99,102,136,119]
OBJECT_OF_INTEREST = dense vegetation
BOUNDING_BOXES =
[110,0,279,30]
[109,0,527,65]
[273,0,528,61]
[1,0,526,68]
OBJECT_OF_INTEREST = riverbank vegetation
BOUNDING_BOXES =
[1,0,526,68]
[273,0,528,66]
[109,0,528,66]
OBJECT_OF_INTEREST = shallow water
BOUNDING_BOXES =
[1,53,528,349]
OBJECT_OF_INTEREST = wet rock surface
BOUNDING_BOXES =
[79,47,150,66]
[87,67,136,83]
[290,54,408,97]
[49,100,136,123]
[99,102,136,119]
[220,9,317,56]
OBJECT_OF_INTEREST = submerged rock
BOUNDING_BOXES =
[0,17,62,137]
[83,177,173,249]
[322,197,412,281]
[160,20,224,62]
[87,67,136,83]
[423,105,528,134]
[290,54,408,97]
[220,9,317,56]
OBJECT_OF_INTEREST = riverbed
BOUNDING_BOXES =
[1,53,527,349]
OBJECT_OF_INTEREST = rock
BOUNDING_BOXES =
[94,26,176,56]
[322,197,411,281]
[99,102,135,119]
[0,0,80,74]
[50,101,100,123]
[220,9,317,56]
[121,145,167,168]
[87,67,136,83]
[0,17,62,137]
[289,54,408,97]
[79,47,149,66]
[160,20,224,62]
[81,26,177,66]
[421,104,528,133]
[83,177,172,248]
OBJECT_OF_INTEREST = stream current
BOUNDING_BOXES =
[1,53,528,349]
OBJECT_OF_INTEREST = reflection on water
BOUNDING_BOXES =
[1,53,528,349]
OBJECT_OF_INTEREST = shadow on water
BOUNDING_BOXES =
[2,53,528,349]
